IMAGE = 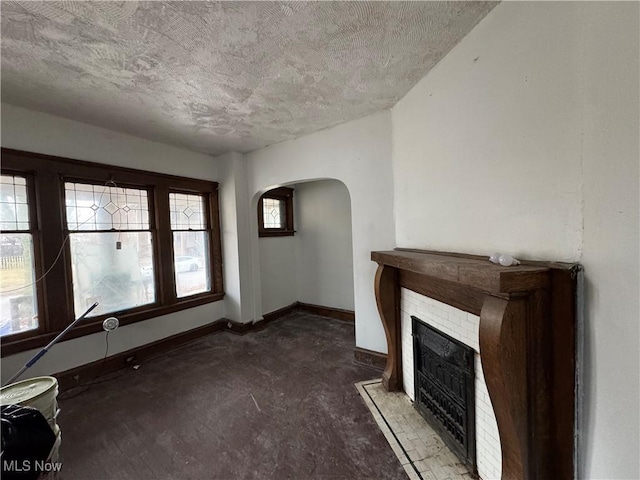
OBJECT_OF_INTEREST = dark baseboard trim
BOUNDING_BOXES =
[297,302,355,322]
[225,319,255,335]
[255,302,355,330]
[257,302,355,326]
[258,303,299,327]
[354,346,387,370]
[54,318,234,392]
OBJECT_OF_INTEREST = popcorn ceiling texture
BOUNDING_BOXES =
[1,1,496,155]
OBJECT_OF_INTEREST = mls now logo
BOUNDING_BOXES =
[2,459,62,473]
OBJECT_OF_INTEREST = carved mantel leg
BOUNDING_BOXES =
[479,295,528,480]
[374,264,402,391]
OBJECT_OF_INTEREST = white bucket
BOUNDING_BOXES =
[0,376,59,432]
[48,430,61,463]
[39,431,62,480]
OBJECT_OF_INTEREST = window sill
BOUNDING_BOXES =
[258,230,296,238]
[0,292,224,357]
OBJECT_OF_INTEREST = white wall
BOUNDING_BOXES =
[0,303,221,381]
[579,4,639,479]
[0,104,225,381]
[1,104,218,181]
[218,151,255,322]
[246,111,395,353]
[259,236,298,314]
[294,180,354,311]
[393,3,584,261]
[391,3,639,479]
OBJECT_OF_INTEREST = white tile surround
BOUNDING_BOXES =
[400,288,502,480]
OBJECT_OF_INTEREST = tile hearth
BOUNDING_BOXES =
[356,379,475,480]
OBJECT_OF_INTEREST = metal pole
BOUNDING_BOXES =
[4,302,100,386]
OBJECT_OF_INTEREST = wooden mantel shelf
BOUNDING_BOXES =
[371,248,577,480]
[372,249,553,294]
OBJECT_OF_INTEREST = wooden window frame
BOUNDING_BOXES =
[0,170,47,340]
[257,187,295,238]
[0,148,224,357]
[169,190,215,299]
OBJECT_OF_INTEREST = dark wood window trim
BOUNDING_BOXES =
[168,189,217,300]
[257,187,294,237]
[0,169,48,341]
[0,148,224,357]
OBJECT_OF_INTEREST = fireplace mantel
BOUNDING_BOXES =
[371,248,577,480]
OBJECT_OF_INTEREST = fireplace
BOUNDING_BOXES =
[371,249,577,480]
[412,316,476,471]
[402,289,501,479]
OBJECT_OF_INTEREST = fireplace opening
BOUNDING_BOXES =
[412,316,476,472]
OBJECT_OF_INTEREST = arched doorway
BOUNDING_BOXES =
[255,179,354,318]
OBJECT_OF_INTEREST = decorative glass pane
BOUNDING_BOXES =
[69,232,155,317]
[169,193,206,230]
[65,182,150,231]
[263,198,285,229]
[0,175,30,231]
[0,233,38,337]
[173,231,210,298]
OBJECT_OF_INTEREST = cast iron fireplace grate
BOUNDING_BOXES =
[412,316,476,473]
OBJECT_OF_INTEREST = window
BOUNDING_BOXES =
[0,174,39,337]
[65,182,155,317]
[0,148,223,356]
[169,193,211,298]
[257,187,294,237]
[263,198,285,229]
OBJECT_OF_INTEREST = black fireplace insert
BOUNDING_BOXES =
[412,316,476,472]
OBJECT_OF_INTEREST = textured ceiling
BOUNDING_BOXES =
[1,1,497,155]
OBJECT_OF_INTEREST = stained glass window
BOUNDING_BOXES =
[262,198,285,229]
[169,193,210,298]
[170,193,206,230]
[64,182,155,317]
[0,175,29,231]
[65,182,149,231]
[258,187,294,237]
[0,175,38,337]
